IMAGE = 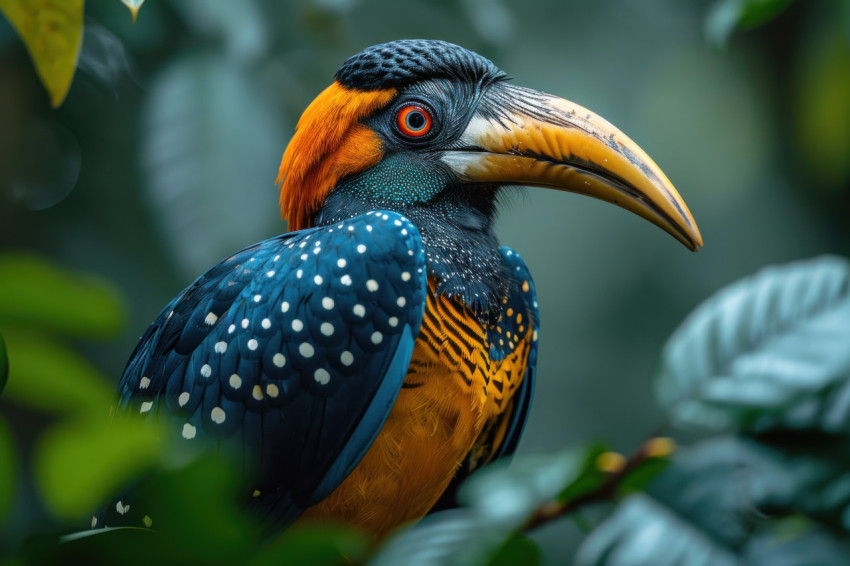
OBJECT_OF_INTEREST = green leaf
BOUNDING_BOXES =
[141,54,286,278]
[576,436,850,565]
[488,535,541,566]
[576,494,740,566]
[0,330,7,394]
[370,509,508,566]
[656,256,850,432]
[0,0,83,107]
[372,447,592,566]
[0,417,15,522]
[251,525,370,566]
[39,457,258,565]
[34,414,162,520]
[1,328,114,417]
[706,0,793,47]
[0,253,124,339]
[119,0,144,23]
[458,448,588,527]
[556,443,609,504]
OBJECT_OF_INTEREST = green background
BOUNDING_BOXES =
[1,0,849,562]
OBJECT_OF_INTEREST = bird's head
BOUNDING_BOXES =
[278,40,702,312]
[277,40,702,308]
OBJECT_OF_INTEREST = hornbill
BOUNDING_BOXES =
[98,40,702,537]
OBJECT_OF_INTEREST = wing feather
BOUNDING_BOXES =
[101,211,426,529]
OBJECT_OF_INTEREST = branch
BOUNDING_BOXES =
[522,437,675,532]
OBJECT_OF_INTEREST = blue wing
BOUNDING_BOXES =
[100,211,426,529]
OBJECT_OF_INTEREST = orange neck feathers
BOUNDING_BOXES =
[277,81,397,231]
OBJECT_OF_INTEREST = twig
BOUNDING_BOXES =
[522,437,674,532]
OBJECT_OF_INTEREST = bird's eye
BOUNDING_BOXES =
[396,105,433,138]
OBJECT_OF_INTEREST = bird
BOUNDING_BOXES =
[96,39,702,538]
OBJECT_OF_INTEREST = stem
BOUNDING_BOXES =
[522,437,669,532]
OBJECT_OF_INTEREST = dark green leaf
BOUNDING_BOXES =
[39,457,258,565]
[0,254,124,338]
[706,0,793,47]
[141,54,286,278]
[251,525,370,566]
[0,330,7,394]
[34,414,163,520]
[488,535,541,566]
[616,457,670,494]
[41,526,161,566]
[746,518,850,566]
[125,456,258,563]
[656,256,850,432]
[1,329,114,417]
[556,443,609,504]
[0,417,15,522]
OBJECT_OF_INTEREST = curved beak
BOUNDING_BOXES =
[441,84,703,251]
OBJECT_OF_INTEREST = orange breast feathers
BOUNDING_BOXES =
[277,82,397,232]
[298,283,533,536]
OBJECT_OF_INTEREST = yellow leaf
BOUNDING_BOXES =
[0,0,84,107]
[119,0,144,23]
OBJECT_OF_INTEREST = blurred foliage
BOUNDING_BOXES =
[0,331,7,394]
[794,29,850,190]
[706,0,793,46]
[576,256,850,565]
[0,252,163,553]
[0,253,123,338]
[1,0,850,564]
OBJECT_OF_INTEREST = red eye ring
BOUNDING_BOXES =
[396,105,433,138]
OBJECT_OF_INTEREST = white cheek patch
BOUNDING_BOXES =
[440,151,485,177]
[456,114,495,147]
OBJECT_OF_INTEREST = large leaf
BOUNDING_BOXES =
[656,256,850,431]
[576,436,850,565]
[575,494,850,566]
[0,253,124,338]
[576,495,739,566]
[1,328,114,418]
[35,414,162,520]
[141,54,286,278]
[0,0,84,107]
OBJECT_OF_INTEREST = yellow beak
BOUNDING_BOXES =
[441,84,703,251]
